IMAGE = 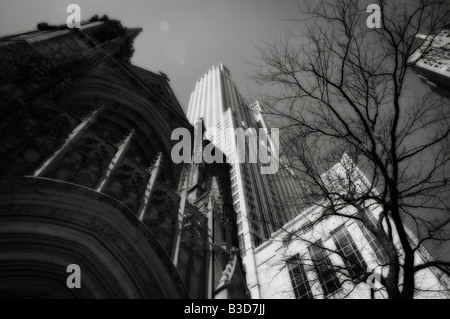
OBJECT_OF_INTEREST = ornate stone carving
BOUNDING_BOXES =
[142,182,180,254]
[103,158,149,212]
[180,203,207,260]
[0,100,79,175]
[47,132,115,188]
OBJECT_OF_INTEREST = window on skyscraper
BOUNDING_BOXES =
[286,254,314,299]
[355,206,388,264]
[331,225,367,279]
[252,233,262,247]
[359,206,378,226]
[238,234,246,256]
[358,224,388,264]
[252,222,260,234]
[237,221,243,233]
[308,241,341,297]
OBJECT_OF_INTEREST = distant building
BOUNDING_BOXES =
[409,25,450,92]
[254,154,450,299]
[0,18,247,298]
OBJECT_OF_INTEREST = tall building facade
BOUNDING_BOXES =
[0,19,247,298]
[186,64,306,297]
[185,64,450,299]
[409,25,450,92]
[250,101,311,224]
[254,153,450,299]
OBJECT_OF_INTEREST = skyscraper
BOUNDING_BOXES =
[408,25,450,92]
[186,63,307,297]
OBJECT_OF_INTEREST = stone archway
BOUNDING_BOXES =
[0,176,189,299]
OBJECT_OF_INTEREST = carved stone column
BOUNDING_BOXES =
[171,170,189,266]
[32,106,104,177]
[137,152,163,221]
[95,129,135,192]
[205,195,214,299]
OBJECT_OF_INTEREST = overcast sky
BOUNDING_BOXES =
[0,0,303,112]
[0,1,442,112]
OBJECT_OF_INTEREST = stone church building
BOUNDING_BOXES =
[0,17,248,298]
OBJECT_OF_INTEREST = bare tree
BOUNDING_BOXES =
[252,0,450,298]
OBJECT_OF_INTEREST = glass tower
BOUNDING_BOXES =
[187,64,308,297]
